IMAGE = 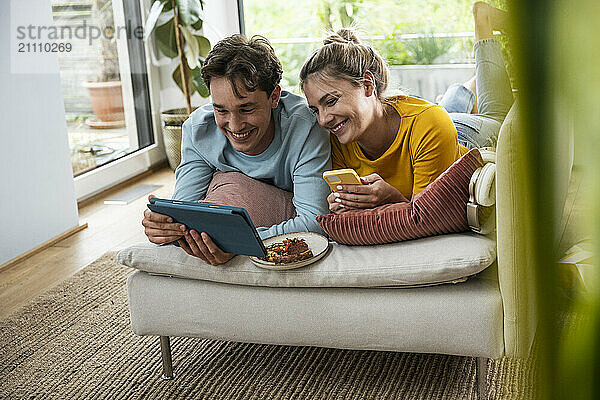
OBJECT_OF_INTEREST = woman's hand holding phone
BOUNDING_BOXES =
[327,173,409,214]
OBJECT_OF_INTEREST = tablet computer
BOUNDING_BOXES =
[147,198,267,258]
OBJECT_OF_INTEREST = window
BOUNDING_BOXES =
[51,0,159,199]
[241,0,493,94]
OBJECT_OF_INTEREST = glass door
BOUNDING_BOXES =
[51,0,156,198]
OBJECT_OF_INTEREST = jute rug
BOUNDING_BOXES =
[0,252,536,399]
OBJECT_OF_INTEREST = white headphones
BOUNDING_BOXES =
[467,148,496,234]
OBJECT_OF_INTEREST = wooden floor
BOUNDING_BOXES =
[0,166,176,318]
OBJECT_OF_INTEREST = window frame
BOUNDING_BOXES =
[74,0,163,201]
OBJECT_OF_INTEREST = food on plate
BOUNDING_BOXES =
[262,238,313,264]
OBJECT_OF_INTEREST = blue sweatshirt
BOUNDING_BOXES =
[173,91,331,239]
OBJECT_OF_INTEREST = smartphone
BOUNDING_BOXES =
[322,169,362,192]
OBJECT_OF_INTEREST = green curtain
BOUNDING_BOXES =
[510,0,599,398]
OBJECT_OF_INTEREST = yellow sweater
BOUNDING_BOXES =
[331,96,468,199]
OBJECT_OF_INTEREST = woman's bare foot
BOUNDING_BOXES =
[472,2,510,41]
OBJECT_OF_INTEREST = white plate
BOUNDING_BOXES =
[249,232,331,270]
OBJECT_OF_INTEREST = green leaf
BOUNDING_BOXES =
[162,0,173,12]
[143,1,166,41]
[180,26,200,69]
[191,18,203,31]
[175,0,202,26]
[191,65,209,98]
[194,35,211,58]
[172,63,196,96]
[155,19,178,59]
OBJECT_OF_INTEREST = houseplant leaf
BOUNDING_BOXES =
[155,19,178,59]
[191,65,209,97]
[175,0,202,26]
[143,0,166,40]
[162,0,173,12]
[191,18,203,31]
[190,1,204,30]
[195,35,211,58]
[180,26,200,69]
[172,63,196,96]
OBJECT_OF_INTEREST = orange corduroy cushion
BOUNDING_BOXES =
[317,148,484,245]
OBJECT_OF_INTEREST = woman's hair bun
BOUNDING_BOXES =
[323,28,361,45]
[300,26,389,100]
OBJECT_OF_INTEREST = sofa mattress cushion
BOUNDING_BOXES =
[126,267,504,358]
[118,232,496,288]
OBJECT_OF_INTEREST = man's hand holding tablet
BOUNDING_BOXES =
[142,196,266,266]
[142,195,187,244]
[177,231,234,266]
[142,195,234,265]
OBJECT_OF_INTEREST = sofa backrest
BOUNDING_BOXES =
[496,99,537,357]
[495,98,574,358]
[496,99,537,358]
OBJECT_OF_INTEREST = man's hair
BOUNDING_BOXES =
[201,34,283,97]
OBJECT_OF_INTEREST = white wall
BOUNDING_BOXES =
[0,0,79,265]
[203,0,241,46]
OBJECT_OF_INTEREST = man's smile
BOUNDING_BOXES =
[228,128,256,141]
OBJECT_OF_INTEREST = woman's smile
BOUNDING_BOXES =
[329,119,348,136]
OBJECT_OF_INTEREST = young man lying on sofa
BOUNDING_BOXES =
[141,35,331,266]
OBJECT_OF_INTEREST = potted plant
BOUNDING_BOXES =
[82,0,125,128]
[144,0,211,169]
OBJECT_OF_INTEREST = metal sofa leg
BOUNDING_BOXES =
[476,357,488,399]
[160,336,175,380]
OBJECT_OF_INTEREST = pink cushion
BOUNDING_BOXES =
[203,171,296,228]
[316,149,484,245]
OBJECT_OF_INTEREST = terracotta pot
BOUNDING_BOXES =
[160,107,198,170]
[82,80,125,122]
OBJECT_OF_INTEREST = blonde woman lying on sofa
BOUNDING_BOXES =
[300,2,513,215]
